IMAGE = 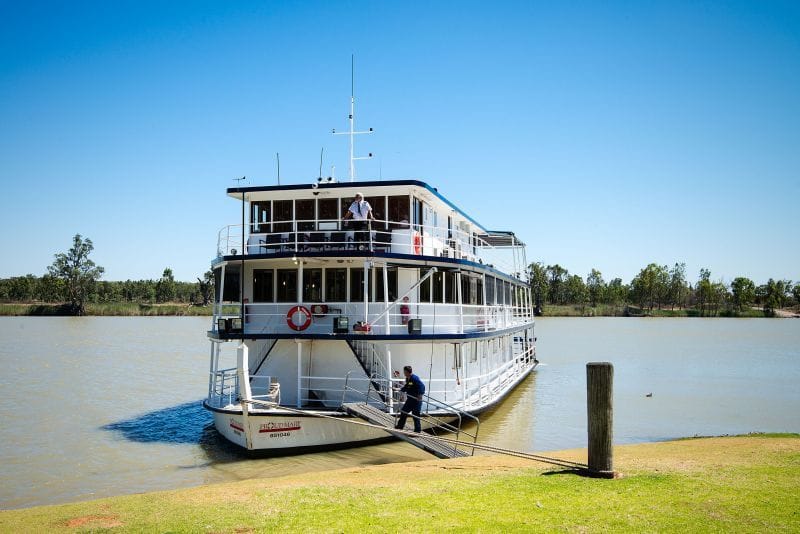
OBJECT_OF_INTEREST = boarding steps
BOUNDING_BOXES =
[342,402,470,459]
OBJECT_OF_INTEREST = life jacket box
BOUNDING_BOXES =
[333,316,349,334]
[353,321,372,334]
[407,318,422,335]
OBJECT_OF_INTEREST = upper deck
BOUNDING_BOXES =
[217,179,527,278]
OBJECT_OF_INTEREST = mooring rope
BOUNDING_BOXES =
[242,399,588,470]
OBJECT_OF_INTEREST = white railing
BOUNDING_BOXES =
[212,301,532,336]
[207,336,536,413]
[207,367,238,408]
[216,217,523,276]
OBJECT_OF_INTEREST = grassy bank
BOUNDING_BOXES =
[2,434,798,532]
[1,302,789,318]
[0,302,212,316]
[540,304,770,318]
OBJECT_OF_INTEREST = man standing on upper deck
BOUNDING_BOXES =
[395,365,425,433]
[342,192,374,248]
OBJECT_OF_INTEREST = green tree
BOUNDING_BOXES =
[564,274,588,306]
[37,275,65,302]
[546,264,568,305]
[730,277,756,311]
[668,263,688,310]
[695,268,713,316]
[156,268,176,303]
[758,279,789,315]
[606,278,627,314]
[197,270,215,305]
[586,269,605,307]
[47,234,104,315]
[710,281,730,315]
[630,263,669,311]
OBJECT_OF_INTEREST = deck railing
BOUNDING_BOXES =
[216,217,523,276]
[212,301,532,336]
[206,334,537,414]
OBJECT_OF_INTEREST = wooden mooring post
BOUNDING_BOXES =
[586,362,617,478]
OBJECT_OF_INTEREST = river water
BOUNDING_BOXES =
[0,317,798,509]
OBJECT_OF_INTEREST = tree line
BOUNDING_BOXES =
[0,235,213,315]
[529,262,799,316]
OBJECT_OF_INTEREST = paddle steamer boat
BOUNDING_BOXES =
[204,103,536,453]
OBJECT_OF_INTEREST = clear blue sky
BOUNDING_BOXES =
[1,1,798,285]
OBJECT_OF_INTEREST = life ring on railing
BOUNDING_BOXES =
[286,305,312,331]
[413,232,422,255]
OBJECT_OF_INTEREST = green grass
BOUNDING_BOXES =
[0,302,212,316]
[1,435,798,532]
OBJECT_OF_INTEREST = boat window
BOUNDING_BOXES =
[296,199,315,231]
[273,200,293,233]
[252,269,274,302]
[303,268,322,302]
[485,276,496,305]
[388,195,410,229]
[433,271,444,303]
[325,268,347,302]
[349,268,372,302]
[365,196,385,229]
[460,274,470,305]
[412,197,423,231]
[340,197,353,220]
[251,201,271,233]
[445,271,457,304]
[459,273,480,306]
[276,269,297,302]
[505,281,512,306]
[222,269,240,302]
[419,270,431,303]
[374,267,398,302]
[213,268,222,302]
[318,198,338,227]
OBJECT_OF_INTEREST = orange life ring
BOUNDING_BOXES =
[286,305,312,331]
[413,232,422,255]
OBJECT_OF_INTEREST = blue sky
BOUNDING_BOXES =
[1,1,798,285]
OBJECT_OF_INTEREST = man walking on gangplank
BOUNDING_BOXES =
[395,365,425,433]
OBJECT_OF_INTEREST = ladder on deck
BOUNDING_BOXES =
[343,402,470,459]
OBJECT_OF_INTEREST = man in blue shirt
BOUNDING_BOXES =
[395,365,425,432]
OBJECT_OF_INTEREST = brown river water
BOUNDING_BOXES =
[1,316,798,509]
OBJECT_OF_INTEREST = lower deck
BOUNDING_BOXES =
[206,327,537,415]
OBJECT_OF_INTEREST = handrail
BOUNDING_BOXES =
[348,375,480,456]
[216,217,524,276]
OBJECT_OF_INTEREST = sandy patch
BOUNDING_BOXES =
[63,514,122,528]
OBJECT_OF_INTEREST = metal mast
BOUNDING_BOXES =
[333,55,373,182]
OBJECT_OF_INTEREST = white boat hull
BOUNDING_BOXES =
[207,362,536,452]
[210,409,390,451]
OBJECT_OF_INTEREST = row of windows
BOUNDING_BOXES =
[251,195,413,233]
[223,267,528,305]
[253,268,400,303]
